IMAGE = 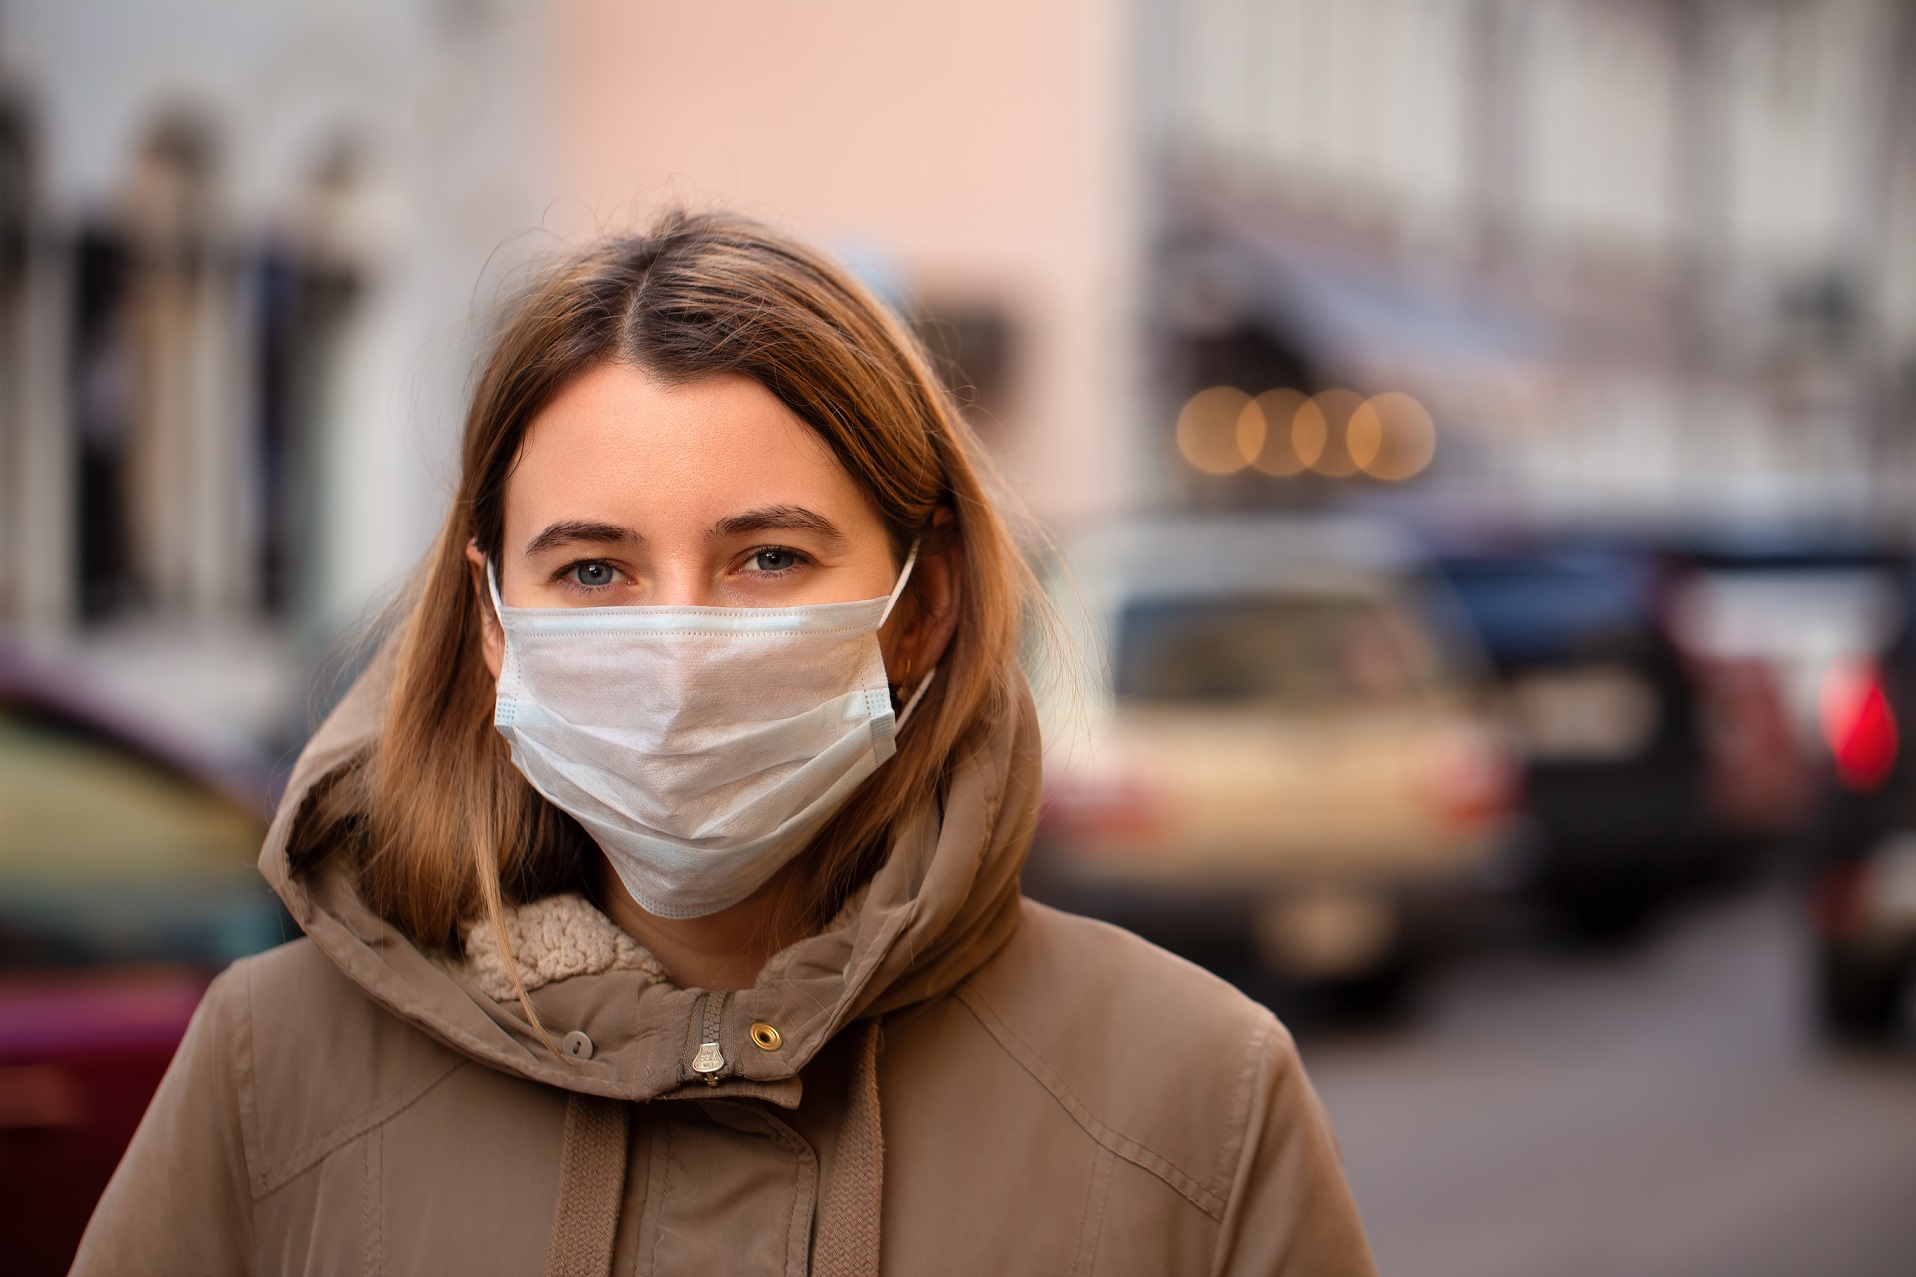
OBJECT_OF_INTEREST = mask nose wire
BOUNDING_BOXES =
[488,539,921,622]
[488,545,936,730]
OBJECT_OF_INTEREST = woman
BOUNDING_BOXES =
[74,213,1375,1275]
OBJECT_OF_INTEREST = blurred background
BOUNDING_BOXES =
[3,0,1916,1272]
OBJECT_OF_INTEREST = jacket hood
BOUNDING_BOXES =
[258,643,1042,1106]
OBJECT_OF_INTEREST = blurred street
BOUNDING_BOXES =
[10,0,1916,1267]
[1304,886,1916,1277]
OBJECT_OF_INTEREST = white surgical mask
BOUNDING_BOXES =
[486,543,933,919]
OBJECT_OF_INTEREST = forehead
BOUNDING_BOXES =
[506,364,881,538]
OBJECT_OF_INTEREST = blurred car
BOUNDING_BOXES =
[1664,538,1891,853]
[1805,564,1916,1041]
[0,642,282,1275]
[1026,516,1515,1001]
[1434,547,1731,935]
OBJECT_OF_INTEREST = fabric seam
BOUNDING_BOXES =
[952,983,1228,1220]
[253,1055,467,1198]
[746,1108,819,1277]
[234,963,264,1213]
[231,958,266,1265]
[646,1116,675,1275]
[1205,1018,1287,1277]
[1212,1016,1270,1196]
[362,1123,383,1277]
[1069,1143,1116,1276]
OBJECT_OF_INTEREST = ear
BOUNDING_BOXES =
[880,507,962,690]
[465,539,506,680]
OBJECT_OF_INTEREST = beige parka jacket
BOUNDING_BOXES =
[72,653,1376,1276]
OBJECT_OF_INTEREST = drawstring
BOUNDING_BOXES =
[813,1019,886,1277]
[542,1094,629,1277]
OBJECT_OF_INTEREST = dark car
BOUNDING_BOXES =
[1435,549,1722,934]
[0,643,285,1274]
[1806,565,1916,1041]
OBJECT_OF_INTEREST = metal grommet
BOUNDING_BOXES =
[560,1029,594,1060]
[749,1021,782,1051]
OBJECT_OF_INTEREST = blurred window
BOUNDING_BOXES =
[1441,561,1646,664]
[253,137,365,617]
[65,120,364,626]
[71,226,135,620]
[1114,594,1439,705]
[252,241,358,616]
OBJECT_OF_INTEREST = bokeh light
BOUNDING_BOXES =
[1235,395,1268,466]
[1290,395,1327,470]
[1175,386,1253,474]
[1244,388,1312,476]
[1298,389,1364,477]
[1348,391,1437,481]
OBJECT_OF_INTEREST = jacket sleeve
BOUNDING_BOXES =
[71,962,256,1276]
[1210,1017,1378,1277]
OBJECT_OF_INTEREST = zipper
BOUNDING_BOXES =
[690,991,728,1086]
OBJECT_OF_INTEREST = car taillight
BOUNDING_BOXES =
[1419,723,1520,829]
[1819,659,1898,793]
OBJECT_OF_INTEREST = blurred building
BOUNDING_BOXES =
[1144,0,1916,531]
[551,0,1139,531]
[12,0,1913,750]
[0,0,1137,750]
[0,0,565,749]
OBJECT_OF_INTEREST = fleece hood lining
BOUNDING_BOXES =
[456,893,665,1002]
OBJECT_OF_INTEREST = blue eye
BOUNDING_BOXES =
[752,548,801,572]
[569,561,616,588]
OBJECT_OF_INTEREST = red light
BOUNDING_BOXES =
[1819,660,1899,793]
[1419,725,1520,828]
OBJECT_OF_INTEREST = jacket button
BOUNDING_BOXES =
[749,1021,782,1051]
[560,1030,594,1060]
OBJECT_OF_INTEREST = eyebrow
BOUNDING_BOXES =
[524,519,642,556]
[710,505,848,548]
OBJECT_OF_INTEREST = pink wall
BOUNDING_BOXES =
[553,0,1138,526]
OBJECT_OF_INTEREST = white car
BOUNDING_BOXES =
[1029,516,1515,994]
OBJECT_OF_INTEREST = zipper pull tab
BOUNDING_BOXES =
[689,991,729,1086]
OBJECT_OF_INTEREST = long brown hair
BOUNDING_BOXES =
[323,211,1031,959]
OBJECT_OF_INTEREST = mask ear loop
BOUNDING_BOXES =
[895,665,938,731]
[484,558,506,622]
[880,536,933,732]
[878,537,922,626]
[880,536,931,732]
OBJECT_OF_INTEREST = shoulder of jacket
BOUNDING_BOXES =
[223,938,468,1199]
[952,901,1296,1222]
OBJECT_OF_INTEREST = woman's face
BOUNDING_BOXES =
[468,362,946,679]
